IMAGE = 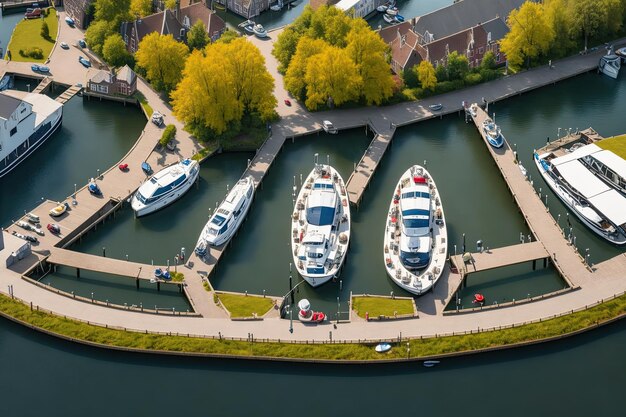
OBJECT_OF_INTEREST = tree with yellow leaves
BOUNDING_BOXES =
[500,1,554,71]
[345,20,394,105]
[415,61,437,91]
[304,46,360,110]
[171,39,276,137]
[130,0,152,18]
[285,37,329,100]
[136,33,189,92]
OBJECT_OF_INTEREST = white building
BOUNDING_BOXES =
[0,91,62,178]
[335,0,377,19]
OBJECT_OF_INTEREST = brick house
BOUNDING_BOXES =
[379,0,526,74]
[214,0,271,19]
[63,0,96,29]
[87,65,137,97]
[121,1,226,53]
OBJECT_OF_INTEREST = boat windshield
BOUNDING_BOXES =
[306,206,335,226]
[136,191,148,204]
[211,214,227,226]
[400,250,430,269]
[403,218,429,228]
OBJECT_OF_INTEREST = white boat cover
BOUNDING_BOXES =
[592,150,626,180]
[298,299,311,311]
[588,189,626,225]
[551,143,601,166]
[556,160,610,198]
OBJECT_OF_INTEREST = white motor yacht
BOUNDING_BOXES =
[534,151,626,245]
[482,117,504,148]
[291,155,350,287]
[383,165,447,295]
[195,176,255,255]
[599,46,621,79]
[131,159,199,217]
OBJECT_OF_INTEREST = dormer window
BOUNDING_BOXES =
[487,32,492,43]
[183,16,191,29]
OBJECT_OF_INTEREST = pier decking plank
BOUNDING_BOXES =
[450,241,549,277]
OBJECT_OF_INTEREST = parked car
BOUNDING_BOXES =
[24,8,41,19]
[284,99,291,106]
[78,56,91,68]
[78,39,86,48]
[31,64,49,73]
[60,42,69,50]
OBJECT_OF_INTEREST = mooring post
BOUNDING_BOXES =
[157,281,161,291]
[136,278,139,289]
[544,258,548,268]
[532,259,537,270]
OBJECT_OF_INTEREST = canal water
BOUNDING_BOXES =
[0,312,624,416]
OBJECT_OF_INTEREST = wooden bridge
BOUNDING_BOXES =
[32,76,53,94]
[450,241,550,279]
[55,84,82,104]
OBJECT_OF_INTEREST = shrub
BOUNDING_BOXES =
[20,47,43,59]
[402,67,420,89]
[159,124,176,147]
[435,65,448,82]
[40,21,50,40]
[464,72,482,86]
[479,68,500,82]
[434,79,464,94]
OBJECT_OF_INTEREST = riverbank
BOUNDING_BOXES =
[1,291,624,362]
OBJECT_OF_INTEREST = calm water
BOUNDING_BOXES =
[0,314,624,416]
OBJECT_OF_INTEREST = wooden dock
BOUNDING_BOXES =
[346,130,393,206]
[450,241,549,278]
[46,248,174,283]
[32,76,53,94]
[55,84,82,104]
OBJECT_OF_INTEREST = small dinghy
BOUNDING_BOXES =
[383,13,395,24]
[88,179,102,196]
[17,220,44,235]
[154,268,163,278]
[297,299,326,323]
[423,360,440,367]
[375,343,392,353]
[25,212,40,224]
[162,271,171,281]
[141,162,152,175]
[429,103,443,111]
[377,5,388,12]
[12,230,38,243]
[49,202,69,217]
[47,223,61,235]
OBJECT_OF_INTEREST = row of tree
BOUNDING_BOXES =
[501,0,626,71]
[273,6,395,110]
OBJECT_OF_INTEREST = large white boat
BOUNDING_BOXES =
[383,165,448,295]
[291,156,350,287]
[195,176,255,255]
[534,151,626,245]
[0,91,63,178]
[131,159,199,217]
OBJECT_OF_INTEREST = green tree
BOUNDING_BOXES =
[102,33,133,68]
[568,0,622,51]
[284,37,328,100]
[446,51,470,80]
[304,46,360,110]
[544,0,575,58]
[217,29,239,44]
[500,1,554,70]
[415,60,437,91]
[130,0,152,17]
[164,0,178,9]
[273,27,302,72]
[136,33,189,92]
[435,63,447,82]
[307,5,352,47]
[187,20,209,51]
[94,0,131,27]
[85,20,115,55]
[345,20,394,105]
[480,51,496,70]
[40,21,50,40]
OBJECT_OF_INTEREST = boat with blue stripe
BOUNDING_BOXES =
[291,154,351,287]
[383,165,447,295]
[131,158,199,217]
[482,117,504,148]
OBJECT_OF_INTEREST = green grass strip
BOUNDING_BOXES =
[598,135,626,160]
[217,292,274,318]
[352,296,414,319]
[0,292,624,361]
[7,9,58,63]
[134,92,153,117]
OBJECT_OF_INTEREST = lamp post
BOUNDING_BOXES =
[287,304,293,333]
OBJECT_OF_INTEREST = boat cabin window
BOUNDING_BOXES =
[400,250,430,268]
[403,218,429,228]
[306,206,335,226]
[211,214,227,226]
[313,183,333,190]
[307,251,324,259]
[401,191,430,199]
[217,208,229,216]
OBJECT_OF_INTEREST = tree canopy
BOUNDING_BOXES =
[415,61,437,91]
[171,39,276,137]
[275,6,394,110]
[85,20,115,55]
[130,0,152,18]
[187,20,209,51]
[500,1,554,70]
[136,33,189,92]
[102,33,133,68]
[94,0,131,27]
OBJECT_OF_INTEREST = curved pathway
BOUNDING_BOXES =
[0,23,625,344]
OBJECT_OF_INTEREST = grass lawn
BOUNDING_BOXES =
[352,296,414,319]
[216,293,275,318]
[598,134,626,160]
[134,92,153,117]
[1,292,625,360]
[7,9,58,63]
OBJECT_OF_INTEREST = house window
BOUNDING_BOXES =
[496,53,501,62]
[469,49,474,57]
[10,127,17,136]
[478,47,484,54]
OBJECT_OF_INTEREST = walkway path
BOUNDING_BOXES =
[0,25,625,343]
